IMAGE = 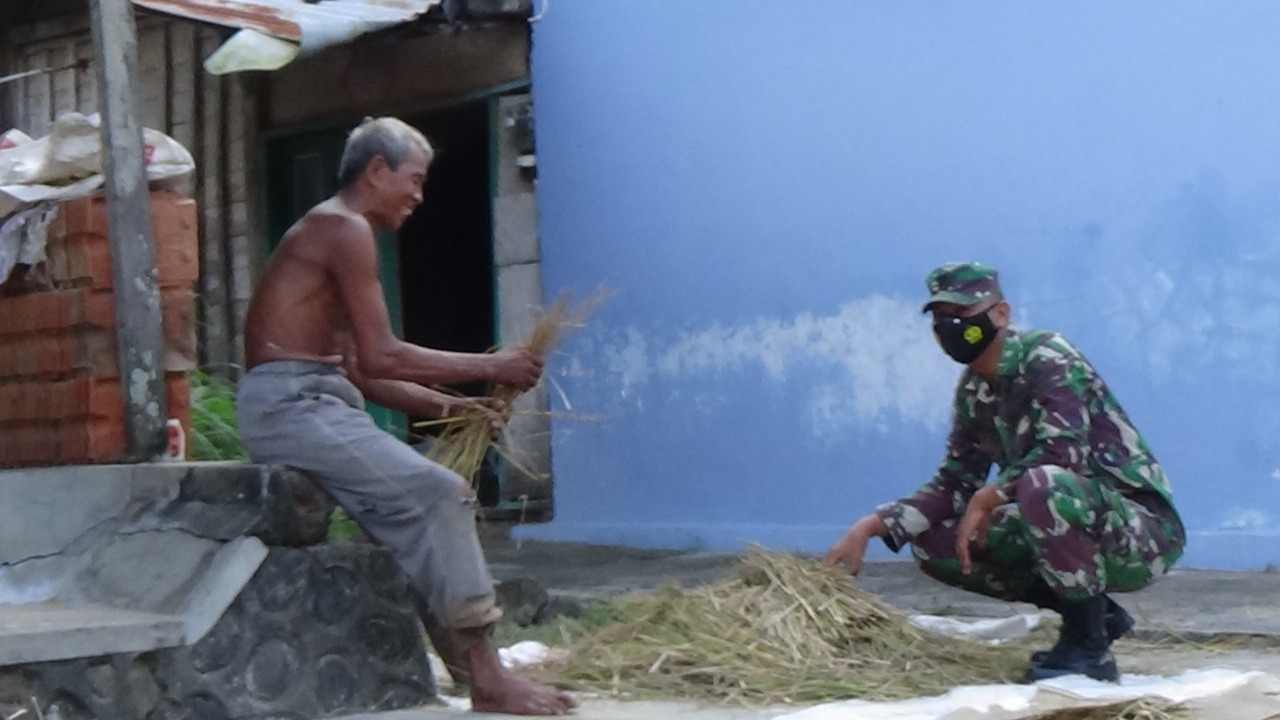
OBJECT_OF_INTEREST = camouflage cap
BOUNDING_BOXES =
[921,262,1002,313]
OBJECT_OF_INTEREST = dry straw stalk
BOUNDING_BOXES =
[421,289,606,486]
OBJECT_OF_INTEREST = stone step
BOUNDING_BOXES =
[0,601,185,666]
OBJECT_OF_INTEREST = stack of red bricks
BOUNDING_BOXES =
[0,192,198,467]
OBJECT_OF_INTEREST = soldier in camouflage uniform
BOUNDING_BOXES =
[824,262,1185,683]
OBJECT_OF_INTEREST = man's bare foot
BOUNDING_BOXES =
[470,667,578,716]
[457,624,578,715]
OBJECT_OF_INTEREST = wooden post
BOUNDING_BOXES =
[89,0,167,460]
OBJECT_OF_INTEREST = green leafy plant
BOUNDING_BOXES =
[188,369,248,461]
[329,508,361,541]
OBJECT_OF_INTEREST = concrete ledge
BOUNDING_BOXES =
[0,463,319,664]
[0,602,184,665]
[0,464,437,717]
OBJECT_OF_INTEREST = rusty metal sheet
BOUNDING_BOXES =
[131,0,441,46]
[131,0,444,72]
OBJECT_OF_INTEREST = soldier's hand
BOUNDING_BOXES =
[490,348,544,391]
[956,485,1002,575]
[824,530,869,576]
[824,514,887,576]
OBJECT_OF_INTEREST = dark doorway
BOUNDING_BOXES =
[399,102,501,504]
[399,102,495,397]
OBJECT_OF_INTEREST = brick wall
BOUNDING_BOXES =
[2,13,261,374]
[0,192,198,467]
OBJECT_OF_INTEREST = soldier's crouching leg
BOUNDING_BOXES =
[907,505,1040,601]
[1012,465,1110,600]
[1013,466,1185,599]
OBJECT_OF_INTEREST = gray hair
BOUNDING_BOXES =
[337,117,434,189]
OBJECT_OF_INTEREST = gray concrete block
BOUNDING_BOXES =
[124,463,334,546]
[182,536,268,643]
[0,555,70,604]
[0,603,184,666]
[65,530,222,613]
[493,192,540,267]
[496,262,543,347]
[0,465,136,564]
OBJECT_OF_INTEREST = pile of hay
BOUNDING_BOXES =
[535,552,1189,720]
[536,549,1033,705]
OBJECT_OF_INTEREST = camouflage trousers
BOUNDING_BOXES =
[909,466,1185,602]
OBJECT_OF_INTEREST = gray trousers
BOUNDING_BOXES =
[236,361,499,629]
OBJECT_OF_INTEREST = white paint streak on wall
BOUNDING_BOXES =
[1093,259,1269,384]
[1219,508,1269,531]
[603,295,957,435]
[604,327,649,401]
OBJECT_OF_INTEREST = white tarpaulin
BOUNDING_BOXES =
[0,113,195,284]
[774,669,1280,720]
[428,637,1280,719]
[907,612,1054,645]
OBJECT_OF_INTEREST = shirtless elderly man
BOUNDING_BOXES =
[237,117,577,716]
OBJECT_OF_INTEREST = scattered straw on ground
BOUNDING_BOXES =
[533,549,1033,705]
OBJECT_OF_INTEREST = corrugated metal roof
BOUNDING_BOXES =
[132,0,443,73]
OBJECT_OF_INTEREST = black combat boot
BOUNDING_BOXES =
[1024,594,1119,683]
[1028,593,1133,664]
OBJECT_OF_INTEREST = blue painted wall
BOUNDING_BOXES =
[518,1,1280,570]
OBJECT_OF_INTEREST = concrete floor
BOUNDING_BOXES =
[336,538,1280,720]
[484,537,1280,638]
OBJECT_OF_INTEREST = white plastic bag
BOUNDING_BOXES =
[0,129,31,150]
[22,113,195,186]
[0,202,59,284]
[0,129,43,185]
[0,113,195,218]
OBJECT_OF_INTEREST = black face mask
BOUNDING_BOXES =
[933,309,998,365]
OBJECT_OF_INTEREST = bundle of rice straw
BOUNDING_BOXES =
[421,290,606,486]
[535,549,1035,705]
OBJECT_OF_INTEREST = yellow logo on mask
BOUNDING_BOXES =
[963,326,984,344]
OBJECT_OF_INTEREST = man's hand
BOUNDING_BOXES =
[441,396,513,438]
[823,514,888,576]
[955,484,1004,575]
[490,348,544,391]
[474,397,512,438]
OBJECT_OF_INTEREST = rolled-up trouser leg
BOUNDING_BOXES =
[236,362,501,629]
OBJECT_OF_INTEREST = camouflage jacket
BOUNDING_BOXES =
[876,327,1181,552]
